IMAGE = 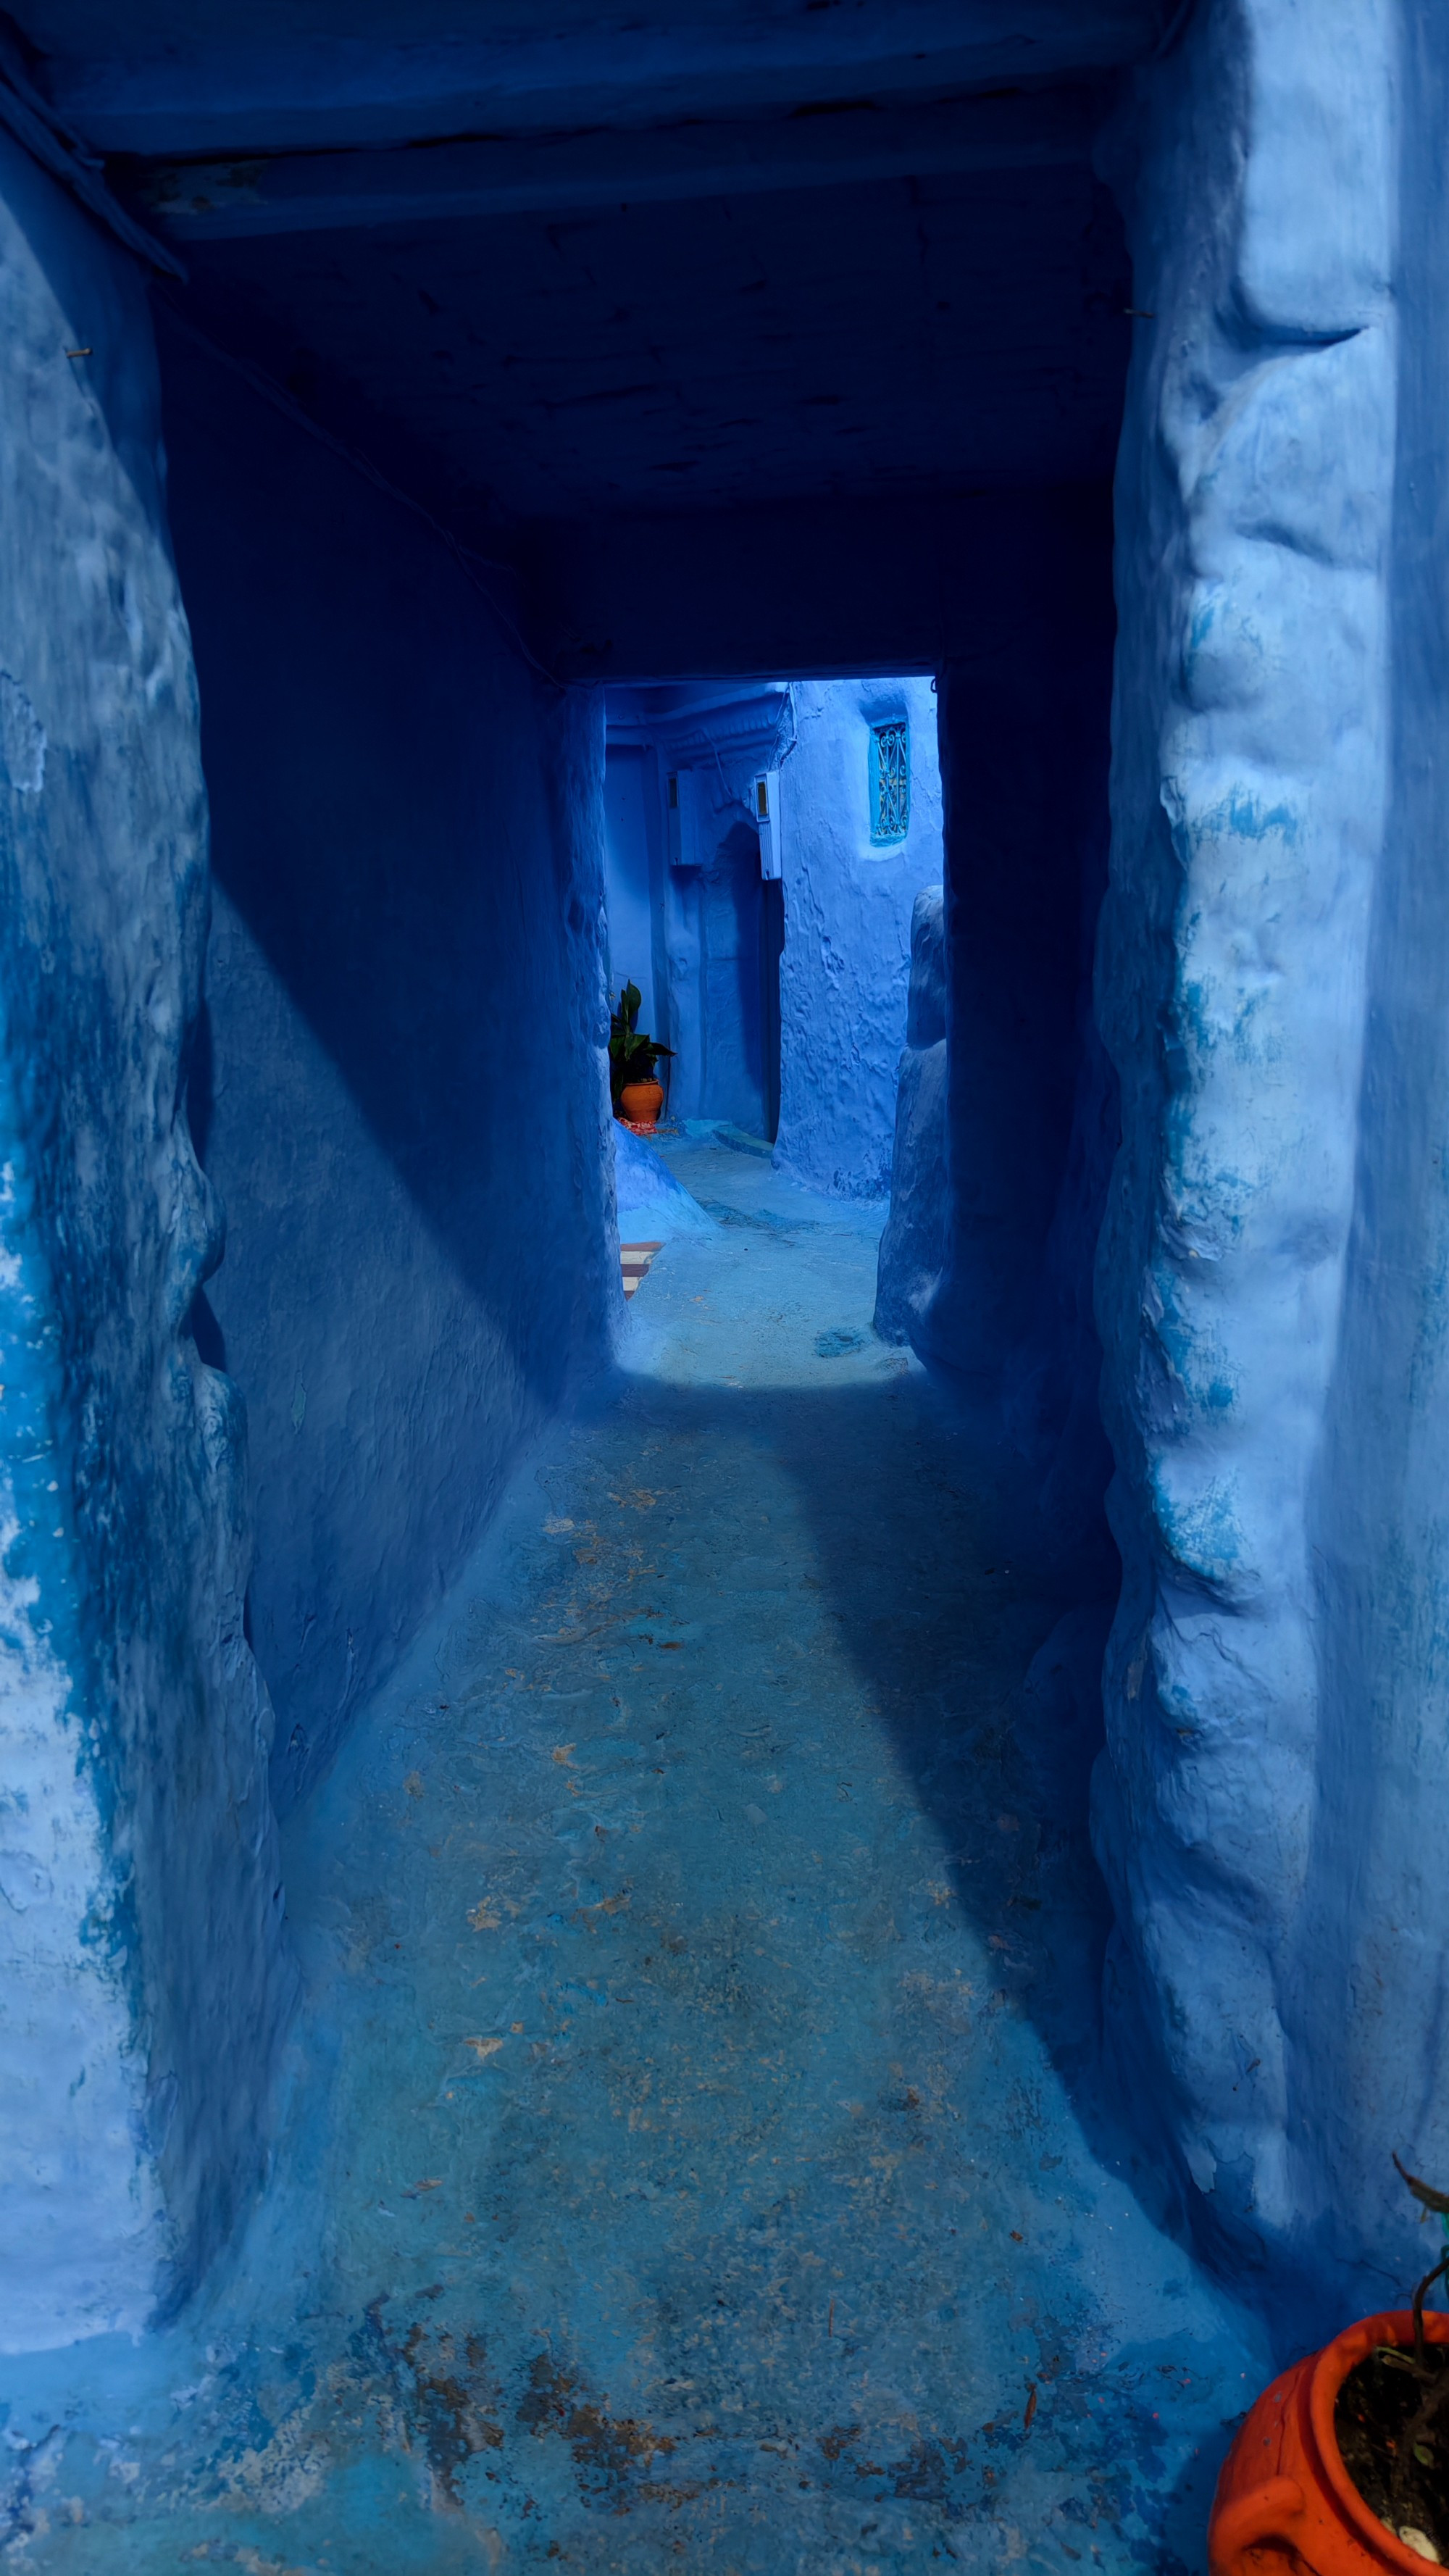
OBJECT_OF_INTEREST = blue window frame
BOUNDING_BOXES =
[869,720,909,843]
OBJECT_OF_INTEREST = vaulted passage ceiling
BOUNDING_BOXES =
[11,3,1172,547]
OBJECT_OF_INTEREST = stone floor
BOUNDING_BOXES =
[1,1136,1268,2574]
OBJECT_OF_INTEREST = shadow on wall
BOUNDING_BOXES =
[887,497,1120,1565]
[158,315,616,1816]
[876,884,948,1346]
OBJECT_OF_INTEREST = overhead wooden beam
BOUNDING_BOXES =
[126,87,1095,243]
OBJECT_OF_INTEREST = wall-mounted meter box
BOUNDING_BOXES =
[666,767,703,867]
[754,770,782,880]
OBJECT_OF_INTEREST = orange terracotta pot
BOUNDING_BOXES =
[1210,2309,1449,2576]
[619,1080,664,1130]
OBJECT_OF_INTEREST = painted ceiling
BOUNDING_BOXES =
[12,1,1173,535]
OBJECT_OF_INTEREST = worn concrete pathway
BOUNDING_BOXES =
[2,1136,1267,2574]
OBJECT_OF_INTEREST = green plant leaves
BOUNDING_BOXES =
[609,983,674,1101]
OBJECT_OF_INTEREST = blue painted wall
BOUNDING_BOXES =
[604,680,943,1182]
[1295,0,1449,2324]
[875,886,947,1342]
[601,742,664,1047]
[774,678,944,1200]
[924,499,1116,1402]
[692,820,772,1135]
[158,319,617,1817]
[862,493,1118,1573]
[0,141,291,2346]
[1094,0,1406,2330]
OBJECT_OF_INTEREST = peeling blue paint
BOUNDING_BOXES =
[0,133,290,2346]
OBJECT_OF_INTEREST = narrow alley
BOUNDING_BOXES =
[2,9,1448,2574]
[8,1137,1264,2573]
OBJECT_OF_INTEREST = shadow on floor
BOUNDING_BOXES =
[0,1288,1264,2575]
[582,1367,1140,2196]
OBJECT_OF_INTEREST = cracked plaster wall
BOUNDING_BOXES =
[0,139,291,2349]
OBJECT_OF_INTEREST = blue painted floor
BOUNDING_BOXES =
[2,1138,1268,2572]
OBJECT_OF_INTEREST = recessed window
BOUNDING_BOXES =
[869,720,909,843]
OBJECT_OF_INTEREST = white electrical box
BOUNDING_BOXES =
[666,767,703,867]
[754,769,782,880]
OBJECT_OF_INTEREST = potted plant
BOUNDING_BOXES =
[609,981,674,1131]
[1211,2162,1449,2573]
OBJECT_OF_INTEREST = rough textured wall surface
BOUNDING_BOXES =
[773,678,943,1201]
[159,325,617,1815]
[1094,0,1398,2314]
[874,886,946,1341]
[1293,0,1449,2319]
[0,142,290,2348]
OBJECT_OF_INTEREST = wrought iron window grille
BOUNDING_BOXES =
[869,720,909,843]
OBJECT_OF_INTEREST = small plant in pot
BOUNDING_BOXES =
[1210,2160,1449,2575]
[609,981,674,1131]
